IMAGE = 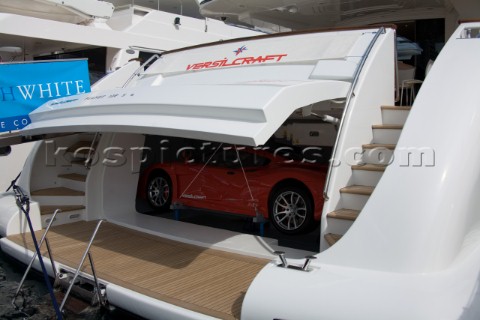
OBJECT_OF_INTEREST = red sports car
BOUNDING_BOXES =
[138,145,327,234]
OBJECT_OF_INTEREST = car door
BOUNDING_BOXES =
[201,146,272,215]
[194,146,245,212]
[172,147,209,205]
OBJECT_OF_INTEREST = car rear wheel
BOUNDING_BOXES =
[269,186,314,235]
[147,172,172,211]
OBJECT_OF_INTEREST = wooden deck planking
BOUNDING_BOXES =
[40,205,85,215]
[8,221,268,320]
[31,187,85,196]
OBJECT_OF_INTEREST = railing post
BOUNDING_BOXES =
[12,209,61,305]
[122,54,161,88]
[60,219,104,312]
[12,187,63,319]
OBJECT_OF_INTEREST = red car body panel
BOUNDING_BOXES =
[138,147,328,221]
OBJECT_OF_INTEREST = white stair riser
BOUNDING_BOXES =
[322,107,406,250]
[54,164,89,176]
[60,151,92,167]
[381,109,410,125]
[351,169,384,187]
[372,128,402,144]
[58,178,85,191]
[42,209,85,228]
[339,193,370,211]
[362,148,394,165]
[32,195,84,206]
[326,217,355,235]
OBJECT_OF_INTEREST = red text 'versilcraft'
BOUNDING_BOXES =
[186,54,288,71]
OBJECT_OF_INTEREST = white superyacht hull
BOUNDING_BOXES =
[0,3,479,318]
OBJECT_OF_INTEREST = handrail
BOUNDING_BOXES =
[394,39,400,103]
[85,132,99,169]
[122,54,161,88]
[60,219,104,312]
[12,209,61,305]
[323,27,386,200]
[12,185,63,319]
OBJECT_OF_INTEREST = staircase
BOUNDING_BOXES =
[31,134,99,227]
[323,106,411,247]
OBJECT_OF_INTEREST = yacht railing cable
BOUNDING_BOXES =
[6,171,21,192]
[233,145,262,221]
[12,184,63,319]
[12,209,61,306]
[178,143,224,200]
[234,146,255,205]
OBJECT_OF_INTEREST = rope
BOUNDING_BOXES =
[6,171,21,192]
[234,146,265,224]
[179,143,223,200]
[12,185,63,319]
[234,145,257,210]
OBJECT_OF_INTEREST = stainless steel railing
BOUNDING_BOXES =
[85,132,99,169]
[12,209,61,306]
[122,53,161,88]
[323,27,386,200]
[60,219,105,311]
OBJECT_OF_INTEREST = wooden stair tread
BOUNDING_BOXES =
[325,233,342,246]
[381,106,412,111]
[31,187,85,196]
[372,124,403,129]
[327,209,360,221]
[58,173,87,182]
[71,159,88,165]
[351,164,387,172]
[362,143,396,150]
[40,205,85,215]
[340,185,374,195]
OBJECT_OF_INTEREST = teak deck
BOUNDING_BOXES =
[8,221,269,319]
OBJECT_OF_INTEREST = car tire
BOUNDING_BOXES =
[269,185,314,235]
[146,171,172,212]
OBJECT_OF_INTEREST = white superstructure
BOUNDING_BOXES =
[199,0,480,36]
[0,1,479,320]
[0,0,260,191]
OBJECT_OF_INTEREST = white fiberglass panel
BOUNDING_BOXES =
[320,23,480,272]
[24,79,350,146]
[17,27,383,146]
[147,29,375,75]
[243,23,480,320]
